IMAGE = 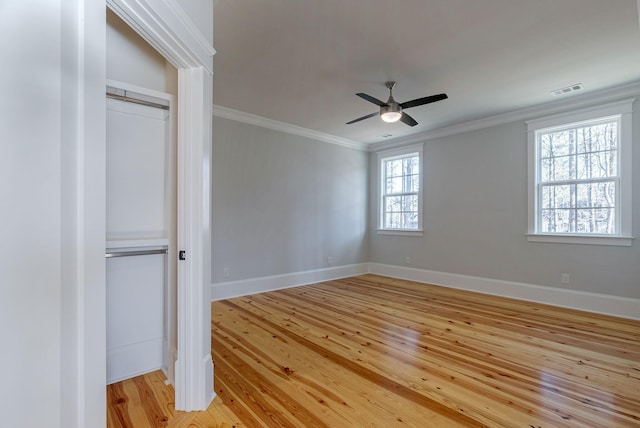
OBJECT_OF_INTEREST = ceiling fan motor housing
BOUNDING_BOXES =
[381,81,402,120]
[380,100,402,122]
[381,102,401,115]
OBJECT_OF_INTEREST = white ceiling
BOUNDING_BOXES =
[212,0,640,145]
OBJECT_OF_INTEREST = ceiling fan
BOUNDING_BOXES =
[346,81,448,127]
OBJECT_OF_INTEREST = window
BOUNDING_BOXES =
[527,99,633,246]
[377,144,423,235]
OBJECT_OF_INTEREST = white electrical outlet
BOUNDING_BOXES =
[406,256,411,265]
[223,267,230,278]
[561,273,570,284]
[327,256,332,265]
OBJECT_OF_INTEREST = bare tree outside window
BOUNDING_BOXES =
[538,120,618,234]
[382,153,420,229]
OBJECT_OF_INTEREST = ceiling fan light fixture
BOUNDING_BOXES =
[381,111,402,123]
[380,104,402,123]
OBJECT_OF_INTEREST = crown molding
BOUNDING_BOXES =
[369,80,640,152]
[212,105,368,151]
[107,0,215,73]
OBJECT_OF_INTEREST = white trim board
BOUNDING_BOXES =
[213,105,367,151]
[107,337,164,385]
[107,0,216,412]
[369,263,640,320]
[211,263,371,301]
[107,0,215,72]
[211,263,640,320]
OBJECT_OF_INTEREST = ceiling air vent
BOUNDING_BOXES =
[551,83,583,96]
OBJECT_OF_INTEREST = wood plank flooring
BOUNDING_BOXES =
[107,274,640,427]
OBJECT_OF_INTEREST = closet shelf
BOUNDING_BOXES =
[106,238,169,250]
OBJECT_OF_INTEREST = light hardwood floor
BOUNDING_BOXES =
[107,274,640,427]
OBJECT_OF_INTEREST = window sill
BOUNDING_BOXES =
[377,229,424,237]
[526,233,633,247]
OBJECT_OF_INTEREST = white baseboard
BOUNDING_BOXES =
[205,354,216,405]
[173,353,216,411]
[107,337,164,384]
[161,344,177,386]
[370,263,640,320]
[211,263,371,301]
[210,262,639,320]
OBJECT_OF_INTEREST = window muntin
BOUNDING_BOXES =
[378,144,423,233]
[537,118,619,235]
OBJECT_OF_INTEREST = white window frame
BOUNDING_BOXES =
[377,144,424,236]
[526,99,634,246]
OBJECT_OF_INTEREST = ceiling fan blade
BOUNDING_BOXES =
[400,112,418,127]
[356,93,387,107]
[400,93,448,109]
[346,111,380,124]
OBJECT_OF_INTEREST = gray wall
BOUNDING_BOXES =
[212,117,369,282]
[369,100,640,299]
[212,97,639,300]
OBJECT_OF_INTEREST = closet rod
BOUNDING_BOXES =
[106,92,169,110]
[105,249,168,258]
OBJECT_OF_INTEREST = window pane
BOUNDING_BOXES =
[541,184,573,209]
[576,182,615,208]
[386,177,403,194]
[542,130,572,157]
[578,151,617,179]
[403,211,418,229]
[541,209,573,233]
[551,155,575,181]
[591,150,616,178]
[384,155,419,195]
[385,159,401,178]
[605,151,617,176]
[385,195,418,214]
[540,159,553,183]
[540,134,551,159]
[406,172,419,193]
[410,155,419,170]
[397,194,417,215]
[385,195,402,213]
[402,157,415,176]
[385,212,402,229]
[540,158,553,182]
[603,123,618,151]
[404,157,419,192]
[576,122,617,153]
[577,208,615,234]
[541,155,577,183]
[540,209,554,233]
[383,194,418,229]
